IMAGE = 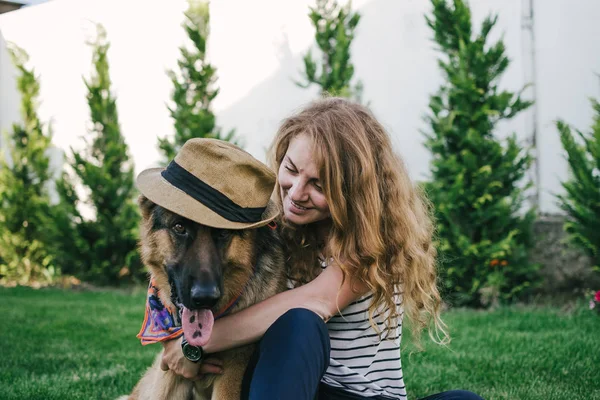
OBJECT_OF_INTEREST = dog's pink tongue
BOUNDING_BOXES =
[182,308,214,347]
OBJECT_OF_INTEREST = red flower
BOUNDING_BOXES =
[490,259,499,267]
[594,290,600,303]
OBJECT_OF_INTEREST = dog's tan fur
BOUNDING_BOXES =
[122,196,287,400]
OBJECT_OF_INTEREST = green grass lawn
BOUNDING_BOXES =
[0,286,598,400]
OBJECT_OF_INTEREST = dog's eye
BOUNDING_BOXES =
[211,229,231,243]
[172,223,186,235]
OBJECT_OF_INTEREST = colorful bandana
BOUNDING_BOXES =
[136,278,183,345]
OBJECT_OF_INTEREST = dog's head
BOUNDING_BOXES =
[139,194,253,309]
[138,195,257,345]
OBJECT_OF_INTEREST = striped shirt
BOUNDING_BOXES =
[323,289,406,399]
[291,259,407,399]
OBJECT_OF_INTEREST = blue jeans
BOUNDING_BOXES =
[241,308,483,400]
[241,308,331,399]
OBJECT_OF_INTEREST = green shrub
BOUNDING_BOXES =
[158,0,237,163]
[296,0,362,99]
[53,25,142,285]
[0,44,57,285]
[424,0,539,307]
[556,99,600,272]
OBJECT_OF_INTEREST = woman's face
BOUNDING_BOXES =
[278,134,330,226]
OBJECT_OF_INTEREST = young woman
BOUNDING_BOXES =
[158,98,482,400]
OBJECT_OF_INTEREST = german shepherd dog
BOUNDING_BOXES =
[123,195,287,400]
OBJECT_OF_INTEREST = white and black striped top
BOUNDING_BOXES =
[306,259,407,399]
[322,290,406,399]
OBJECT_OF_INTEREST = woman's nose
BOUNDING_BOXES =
[289,181,309,202]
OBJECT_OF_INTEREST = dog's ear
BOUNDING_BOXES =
[138,195,156,220]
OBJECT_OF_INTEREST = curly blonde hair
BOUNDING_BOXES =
[269,97,448,347]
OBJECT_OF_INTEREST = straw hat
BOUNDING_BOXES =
[136,138,279,230]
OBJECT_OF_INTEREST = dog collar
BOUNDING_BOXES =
[214,293,241,320]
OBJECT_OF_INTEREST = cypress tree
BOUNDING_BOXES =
[424,0,539,306]
[159,0,237,163]
[0,44,56,285]
[556,99,600,273]
[297,0,362,99]
[55,25,142,285]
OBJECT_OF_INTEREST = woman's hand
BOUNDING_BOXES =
[160,336,224,380]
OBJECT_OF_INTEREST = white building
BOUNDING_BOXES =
[1,0,599,213]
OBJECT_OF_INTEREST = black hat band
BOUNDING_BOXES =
[161,161,266,223]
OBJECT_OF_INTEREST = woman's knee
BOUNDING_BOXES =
[267,308,328,337]
[276,307,325,325]
[243,309,331,399]
[263,308,330,357]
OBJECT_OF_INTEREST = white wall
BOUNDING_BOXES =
[534,0,600,212]
[0,0,188,172]
[0,28,20,152]
[0,0,599,213]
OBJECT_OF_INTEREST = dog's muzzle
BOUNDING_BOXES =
[190,282,221,309]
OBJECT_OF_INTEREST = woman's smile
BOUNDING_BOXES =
[289,198,310,213]
[278,134,330,225]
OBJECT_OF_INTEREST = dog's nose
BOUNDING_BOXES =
[190,283,220,309]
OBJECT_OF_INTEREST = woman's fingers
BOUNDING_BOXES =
[197,357,224,375]
[160,360,169,371]
[202,357,224,367]
[198,363,223,375]
[159,352,223,378]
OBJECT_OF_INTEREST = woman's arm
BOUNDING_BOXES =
[203,262,369,354]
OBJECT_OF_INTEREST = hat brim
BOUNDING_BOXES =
[136,168,279,230]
